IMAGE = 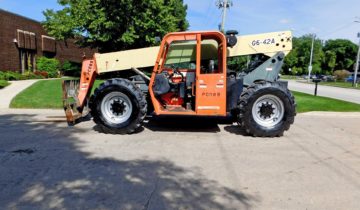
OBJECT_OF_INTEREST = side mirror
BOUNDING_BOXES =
[225,30,238,48]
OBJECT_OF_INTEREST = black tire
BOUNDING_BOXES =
[238,82,296,137]
[89,78,147,134]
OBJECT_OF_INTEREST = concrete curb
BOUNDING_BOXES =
[298,111,360,117]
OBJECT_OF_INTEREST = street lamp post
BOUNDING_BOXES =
[353,19,360,87]
[217,0,233,32]
[354,32,360,87]
[308,34,316,83]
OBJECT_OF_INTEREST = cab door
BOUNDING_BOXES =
[195,33,227,116]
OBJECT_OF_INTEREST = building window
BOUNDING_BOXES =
[17,29,37,73]
[42,35,56,53]
[19,50,36,72]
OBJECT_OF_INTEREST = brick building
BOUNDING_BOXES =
[0,9,96,73]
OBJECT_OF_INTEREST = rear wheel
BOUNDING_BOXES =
[89,78,147,134]
[238,82,296,137]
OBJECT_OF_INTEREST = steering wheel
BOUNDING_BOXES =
[168,67,184,85]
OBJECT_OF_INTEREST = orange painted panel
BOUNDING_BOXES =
[195,74,227,116]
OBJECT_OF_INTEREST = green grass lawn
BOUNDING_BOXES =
[319,81,360,90]
[0,80,10,89]
[10,79,360,113]
[10,79,63,109]
[10,79,103,109]
[293,91,360,113]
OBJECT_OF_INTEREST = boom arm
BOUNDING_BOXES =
[94,31,292,74]
[228,30,292,57]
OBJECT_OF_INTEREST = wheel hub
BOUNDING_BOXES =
[252,94,285,128]
[258,102,275,119]
[111,99,126,116]
[101,91,133,124]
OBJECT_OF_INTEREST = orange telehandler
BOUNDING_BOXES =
[62,30,296,137]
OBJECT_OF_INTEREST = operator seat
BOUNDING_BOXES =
[153,73,171,96]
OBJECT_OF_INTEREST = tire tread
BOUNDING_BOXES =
[89,78,147,134]
[238,82,296,137]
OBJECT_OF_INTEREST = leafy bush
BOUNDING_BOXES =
[34,71,48,78]
[0,71,25,80]
[0,71,46,81]
[0,71,6,80]
[333,70,350,81]
[0,80,10,89]
[36,57,60,78]
[23,71,46,79]
[62,60,81,76]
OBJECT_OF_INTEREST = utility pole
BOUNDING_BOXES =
[308,33,316,83]
[216,0,233,32]
[353,32,360,87]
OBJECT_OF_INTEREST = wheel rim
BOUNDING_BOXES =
[252,94,284,128]
[101,91,133,124]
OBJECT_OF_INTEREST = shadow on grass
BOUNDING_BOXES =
[0,114,258,209]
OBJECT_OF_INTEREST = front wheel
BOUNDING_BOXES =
[238,82,296,137]
[89,78,147,134]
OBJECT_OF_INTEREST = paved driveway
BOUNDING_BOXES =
[1,109,360,209]
[287,80,360,104]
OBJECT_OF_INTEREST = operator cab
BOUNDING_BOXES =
[150,31,229,116]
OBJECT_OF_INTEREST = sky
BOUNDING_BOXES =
[0,0,359,43]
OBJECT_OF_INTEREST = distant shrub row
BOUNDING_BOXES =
[0,71,47,81]
[0,56,82,81]
[36,57,81,77]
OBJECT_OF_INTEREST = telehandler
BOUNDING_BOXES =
[62,30,296,137]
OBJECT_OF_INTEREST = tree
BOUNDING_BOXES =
[43,0,189,52]
[322,50,336,74]
[296,35,324,75]
[283,35,324,75]
[227,56,249,72]
[282,45,298,75]
[323,39,358,70]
